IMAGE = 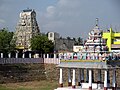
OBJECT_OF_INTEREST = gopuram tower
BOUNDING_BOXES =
[13,9,40,51]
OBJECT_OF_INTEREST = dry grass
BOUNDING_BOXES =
[0,80,58,90]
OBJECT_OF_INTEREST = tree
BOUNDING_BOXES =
[30,34,54,53]
[77,37,83,45]
[73,37,77,45]
[67,36,71,40]
[73,37,83,45]
[0,28,15,53]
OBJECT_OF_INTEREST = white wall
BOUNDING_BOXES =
[73,45,83,52]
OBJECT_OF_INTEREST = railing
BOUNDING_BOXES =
[59,51,120,61]
[0,52,120,64]
[0,53,60,64]
[0,58,60,64]
[44,58,59,64]
[0,58,44,64]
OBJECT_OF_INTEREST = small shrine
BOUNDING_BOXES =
[55,19,120,90]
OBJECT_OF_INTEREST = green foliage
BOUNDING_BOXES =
[73,37,83,45]
[30,34,54,53]
[77,37,83,45]
[0,28,15,53]
[67,36,71,40]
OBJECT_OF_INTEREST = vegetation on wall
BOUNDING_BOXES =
[73,37,83,45]
[30,34,54,53]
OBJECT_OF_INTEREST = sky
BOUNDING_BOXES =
[0,0,120,39]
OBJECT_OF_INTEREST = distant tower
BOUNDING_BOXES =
[48,32,60,42]
[13,9,40,51]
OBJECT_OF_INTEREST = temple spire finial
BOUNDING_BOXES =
[96,18,99,26]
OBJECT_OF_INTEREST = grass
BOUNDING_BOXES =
[60,59,106,62]
[0,80,58,90]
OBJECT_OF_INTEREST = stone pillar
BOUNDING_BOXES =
[54,54,56,64]
[86,69,89,83]
[89,69,92,90]
[29,53,31,58]
[107,70,110,87]
[112,69,117,90]
[81,69,84,83]
[1,53,3,58]
[41,53,43,58]
[104,70,108,90]
[92,70,94,82]
[16,53,18,58]
[22,53,25,58]
[97,69,101,89]
[78,69,81,86]
[43,54,46,59]
[54,54,56,59]
[68,69,72,86]
[59,68,63,87]
[72,69,76,88]
[47,54,49,58]
[8,53,11,58]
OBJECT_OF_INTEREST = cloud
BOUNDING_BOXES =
[0,0,24,31]
[45,1,80,20]
[0,0,4,6]
[43,21,65,31]
[58,0,80,8]
[40,0,120,39]
[0,19,5,23]
[0,0,119,39]
[0,19,6,29]
[45,6,56,18]
[41,0,88,38]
